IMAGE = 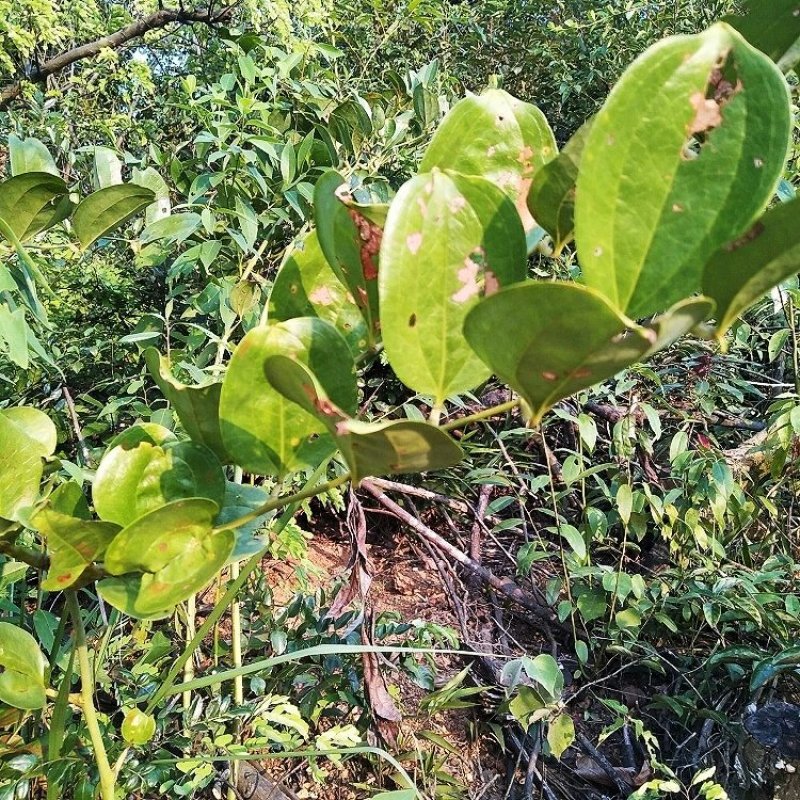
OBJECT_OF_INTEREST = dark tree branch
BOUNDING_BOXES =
[0,4,236,109]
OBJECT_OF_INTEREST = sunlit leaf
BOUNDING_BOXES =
[73,184,155,249]
[0,622,47,710]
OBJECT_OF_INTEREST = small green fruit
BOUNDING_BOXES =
[121,708,156,745]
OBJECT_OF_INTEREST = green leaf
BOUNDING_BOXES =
[577,590,607,623]
[0,622,47,709]
[380,170,527,403]
[268,230,370,359]
[641,297,715,358]
[314,170,382,348]
[528,119,592,252]
[725,0,800,72]
[524,654,564,701]
[0,172,68,242]
[559,523,587,561]
[703,198,800,339]
[0,407,56,522]
[547,713,575,759]
[617,484,633,526]
[463,282,651,425]
[420,89,557,233]
[92,147,123,189]
[576,22,791,318]
[143,349,229,463]
[264,355,464,483]
[92,424,225,527]
[131,166,171,224]
[615,608,642,630]
[0,306,29,368]
[101,498,232,617]
[73,184,155,249]
[219,318,358,477]
[8,136,58,177]
[508,685,545,726]
[33,505,120,590]
[215,482,274,564]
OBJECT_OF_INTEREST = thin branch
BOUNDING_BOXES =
[0,4,237,108]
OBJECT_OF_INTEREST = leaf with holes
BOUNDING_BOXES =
[380,170,526,403]
[420,89,557,233]
[703,198,800,339]
[576,22,791,318]
[315,171,383,347]
[92,423,226,526]
[73,184,155,249]
[463,282,651,425]
[264,355,463,483]
[219,318,357,477]
[143,349,229,463]
[0,622,47,709]
[101,498,232,617]
[269,230,369,359]
[528,120,592,253]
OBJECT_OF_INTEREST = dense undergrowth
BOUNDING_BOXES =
[1,2,800,799]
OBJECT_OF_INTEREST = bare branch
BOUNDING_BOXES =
[0,4,236,109]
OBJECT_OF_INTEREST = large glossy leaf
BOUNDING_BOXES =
[143,349,229,463]
[641,297,715,358]
[380,170,526,403]
[314,170,382,348]
[725,0,800,72]
[463,282,652,425]
[34,506,120,590]
[420,89,557,233]
[72,184,155,249]
[92,424,226,527]
[576,22,791,319]
[0,172,68,242]
[268,230,369,359]
[0,407,56,522]
[219,317,357,477]
[101,498,232,618]
[528,120,592,253]
[703,198,800,339]
[0,622,47,710]
[264,355,464,483]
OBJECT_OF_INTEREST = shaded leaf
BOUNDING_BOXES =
[463,282,651,425]
[725,0,800,72]
[143,348,229,462]
[0,172,68,242]
[264,355,463,483]
[219,317,357,476]
[702,198,800,339]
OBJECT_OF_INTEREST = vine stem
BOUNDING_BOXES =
[211,471,351,534]
[228,467,245,800]
[67,591,116,800]
[441,398,520,431]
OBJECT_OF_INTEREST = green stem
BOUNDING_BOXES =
[228,467,245,800]
[211,471,351,534]
[440,398,520,432]
[182,595,197,713]
[67,592,116,800]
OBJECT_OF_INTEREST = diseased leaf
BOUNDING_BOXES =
[547,713,575,759]
[269,230,369,359]
[380,170,527,403]
[576,23,791,318]
[143,349,229,462]
[73,184,155,249]
[264,355,464,483]
[314,170,383,347]
[219,318,357,476]
[463,282,651,425]
[101,498,232,617]
[703,198,800,339]
[420,89,557,232]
